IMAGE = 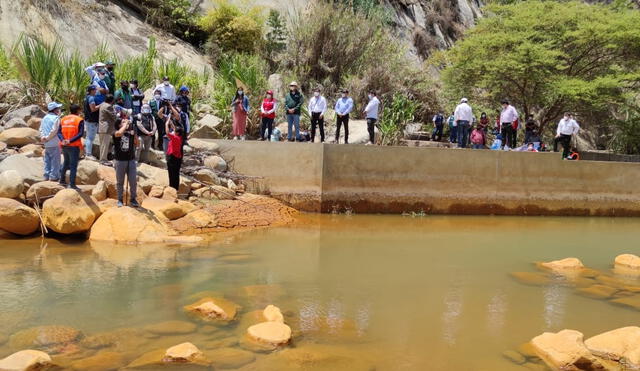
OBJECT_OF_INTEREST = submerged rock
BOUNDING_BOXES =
[0,349,53,371]
[206,347,255,369]
[510,271,552,286]
[540,258,584,272]
[610,295,640,311]
[585,326,640,369]
[530,329,605,371]
[42,189,102,234]
[143,320,197,336]
[502,350,526,365]
[0,170,24,199]
[576,285,619,300]
[69,350,125,371]
[9,325,81,351]
[184,297,239,322]
[126,345,209,369]
[0,198,40,236]
[247,322,292,347]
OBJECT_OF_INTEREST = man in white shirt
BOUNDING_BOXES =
[454,98,473,148]
[500,99,519,149]
[155,76,176,102]
[364,91,380,145]
[554,112,580,159]
[308,87,327,143]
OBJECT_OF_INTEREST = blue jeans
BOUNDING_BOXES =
[449,126,458,143]
[287,114,300,141]
[85,121,98,157]
[472,143,483,149]
[43,146,61,181]
[457,120,470,148]
[60,146,80,186]
[115,160,138,203]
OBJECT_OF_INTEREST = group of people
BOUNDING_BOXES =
[235,82,380,145]
[39,61,192,207]
[432,98,580,159]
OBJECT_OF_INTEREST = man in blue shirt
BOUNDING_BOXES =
[39,102,63,181]
[92,69,109,105]
[334,89,354,144]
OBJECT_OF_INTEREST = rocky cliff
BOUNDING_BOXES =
[0,0,211,70]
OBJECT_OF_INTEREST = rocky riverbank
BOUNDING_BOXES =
[0,102,297,243]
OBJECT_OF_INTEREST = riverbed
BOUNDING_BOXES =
[1,214,639,370]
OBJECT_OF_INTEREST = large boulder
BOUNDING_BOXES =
[91,180,107,201]
[0,154,44,184]
[27,117,42,130]
[193,185,236,200]
[141,197,191,221]
[614,254,640,271]
[89,206,200,243]
[0,349,53,371]
[531,329,605,371]
[585,326,640,369]
[0,128,40,146]
[42,189,102,234]
[204,155,227,172]
[136,163,190,195]
[0,81,24,106]
[25,181,64,204]
[268,73,285,100]
[193,168,220,185]
[0,198,40,235]
[76,160,101,185]
[19,144,43,158]
[0,170,24,198]
[3,105,45,123]
[190,114,223,139]
[187,138,220,153]
[3,118,28,129]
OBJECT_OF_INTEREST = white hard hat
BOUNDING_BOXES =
[460,98,468,103]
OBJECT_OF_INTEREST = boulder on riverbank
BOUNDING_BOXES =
[25,181,65,204]
[0,349,54,371]
[531,329,605,371]
[42,189,102,234]
[0,169,24,199]
[0,154,43,185]
[0,127,40,146]
[585,326,640,369]
[0,198,40,236]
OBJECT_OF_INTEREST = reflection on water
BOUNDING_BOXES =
[1,215,640,370]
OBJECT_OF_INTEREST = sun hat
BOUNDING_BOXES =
[47,102,63,111]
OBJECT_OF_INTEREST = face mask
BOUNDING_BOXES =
[142,109,151,114]
[154,95,161,100]
[99,74,105,80]
[368,94,373,100]
[341,94,346,98]
[163,81,169,86]
[314,92,320,97]
[266,95,272,100]
[238,90,243,95]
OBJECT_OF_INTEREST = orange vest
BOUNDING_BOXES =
[60,114,83,147]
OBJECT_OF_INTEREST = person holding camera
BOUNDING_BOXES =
[134,104,157,164]
[165,116,184,192]
[113,116,139,207]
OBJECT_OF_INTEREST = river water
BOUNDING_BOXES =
[1,214,639,370]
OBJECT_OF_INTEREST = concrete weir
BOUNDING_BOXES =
[211,140,640,216]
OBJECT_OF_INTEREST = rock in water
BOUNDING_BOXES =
[0,127,40,146]
[9,325,81,350]
[206,347,255,369]
[89,206,201,243]
[0,198,40,235]
[0,170,24,198]
[184,297,239,321]
[614,254,640,270]
[585,326,640,369]
[540,258,585,271]
[143,321,197,336]
[70,350,125,371]
[531,329,605,371]
[163,342,204,363]
[247,322,292,346]
[42,189,102,234]
[0,349,53,371]
[263,305,284,323]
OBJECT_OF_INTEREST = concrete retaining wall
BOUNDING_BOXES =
[212,140,640,216]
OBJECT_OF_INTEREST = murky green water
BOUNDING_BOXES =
[1,215,640,370]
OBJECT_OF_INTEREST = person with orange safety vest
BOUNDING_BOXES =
[58,104,85,190]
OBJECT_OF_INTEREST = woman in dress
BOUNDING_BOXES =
[231,87,249,140]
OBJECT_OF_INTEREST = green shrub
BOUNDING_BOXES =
[263,9,287,72]
[199,0,265,56]
[378,93,418,145]
[0,46,17,80]
[140,0,206,45]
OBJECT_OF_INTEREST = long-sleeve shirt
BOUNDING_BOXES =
[285,91,304,115]
[98,103,117,135]
[155,83,176,102]
[454,103,473,122]
[364,96,380,119]
[39,113,60,148]
[500,105,519,124]
[557,118,580,136]
[335,97,354,116]
[58,120,85,145]
[308,96,327,114]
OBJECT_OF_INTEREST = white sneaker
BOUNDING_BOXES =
[232,136,238,140]
[240,135,246,141]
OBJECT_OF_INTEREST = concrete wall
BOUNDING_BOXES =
[212,140,640,216]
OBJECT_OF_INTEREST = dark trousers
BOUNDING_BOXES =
[449,126,458,143]
[367,118,377,144]
[310,112,325,142]
[60,146,80,186]
[432,124,443,141]
[167,154,182,191]
[501,124,516,148]
[156,121,165,150]
[336,114,349,143]
[524,130,534,144]
[554,134,572,158]
[261,117,274,140]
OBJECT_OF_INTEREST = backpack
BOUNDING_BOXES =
[434,114,444,126]
[470,129,484,144]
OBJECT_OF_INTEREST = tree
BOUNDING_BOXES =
[264,9,287,71]
[198,0,265,55]
[442,1,640,135]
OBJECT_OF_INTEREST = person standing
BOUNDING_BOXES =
[39,102,63,182]
[83,85,100,159]
[85,62,106,81]
[114,81,133,110]
[500,99,518,149]
[231,87,249,140]
[92,69,109,105]
[165,117,184,192]
[98,95,117,162]
[113,117,139,207]
[155,76,176,102]
[448,112,457,144]
[524,114,538,145]
[58,104,84,189]
[334,89,353,144]
[134,104,157,164]
[175,86,192,118]
[431,111,445,142]
[364,91,380,145]
[104,61,116,94]
[308,87,327,143]
[554,112,580,159]
[130,80,144,115]
[478,112,489,146]
[285,82,304,142]
[454,98,473,148]
[149,89,165,150]
[260,90,277,141]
